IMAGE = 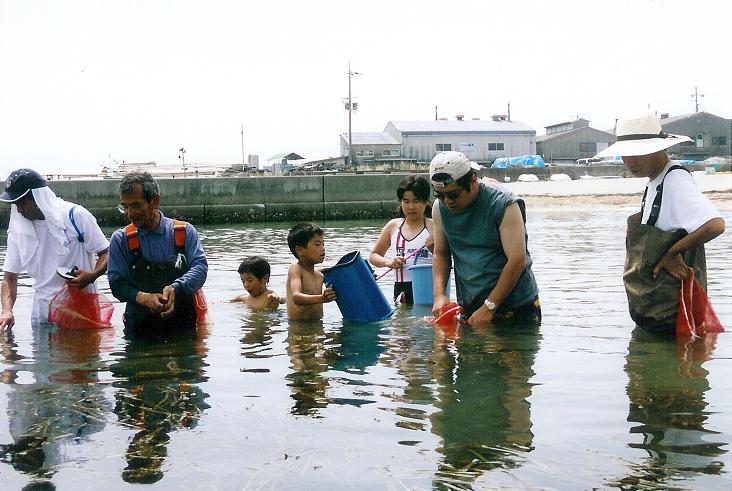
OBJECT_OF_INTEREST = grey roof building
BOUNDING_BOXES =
[536,118,616,164]
[659,111,731,159]
[340,131,403,165]
[342,115,536,165]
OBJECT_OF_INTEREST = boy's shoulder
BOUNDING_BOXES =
[290,260,319,273]
[288,262,310,280]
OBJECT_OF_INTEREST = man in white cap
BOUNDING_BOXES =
[595,113,725,330]
[0,168,109,328]
[429,151,540,325]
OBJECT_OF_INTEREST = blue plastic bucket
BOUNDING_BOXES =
[409,264,450,305]
[323,251,394,322]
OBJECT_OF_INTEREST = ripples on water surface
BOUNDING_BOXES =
[1,205,731,489]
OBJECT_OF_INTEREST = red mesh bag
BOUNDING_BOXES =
[676,270,724,336]
[48,284,114,329]
[194,289,210,325]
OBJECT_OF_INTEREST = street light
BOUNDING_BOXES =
[690,86,704,113]
[344,62,361,170]
[240,124,245,166]
[178,147,187,177]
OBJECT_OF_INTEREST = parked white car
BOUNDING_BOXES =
[575,157,602,165]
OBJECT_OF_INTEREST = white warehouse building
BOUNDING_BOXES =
[341,116,537,165]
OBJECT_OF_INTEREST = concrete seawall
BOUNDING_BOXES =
[0,174,416,226]
[0,163,726,226]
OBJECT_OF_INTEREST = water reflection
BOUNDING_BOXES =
[0,322,111,480]
[619,328,727,487]
[285,320,335,416]
[283,318,388,416]
[109,327,210,483]
[430,323,541,488]
[0,213,730,488]
[330,321,386,374]
[381,307,439,435]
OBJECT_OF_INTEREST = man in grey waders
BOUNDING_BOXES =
[595,113,725,331]
[107,171,208,332]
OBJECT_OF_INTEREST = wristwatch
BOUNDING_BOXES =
[484,298,497,311]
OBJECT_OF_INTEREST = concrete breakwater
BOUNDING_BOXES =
[0,174,418,227]
[0,163,723,226]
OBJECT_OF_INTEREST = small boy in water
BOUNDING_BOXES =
[231,256,284,310]
[286,223,336,320]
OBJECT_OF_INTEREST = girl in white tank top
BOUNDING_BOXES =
[389,220,432,283]
[369,176,434,304]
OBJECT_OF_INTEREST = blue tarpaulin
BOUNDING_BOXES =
[491,155,546,168]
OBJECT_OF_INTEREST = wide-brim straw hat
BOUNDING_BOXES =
[594,113,692,158]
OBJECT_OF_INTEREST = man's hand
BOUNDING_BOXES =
[136,291,168,314]
[322,285,337,303]
[68,268,97,289]
[432,293,451,318]
[653,252,690,281]
[0,310,15,331]
[160,286,176,318]
[466,305,495,326]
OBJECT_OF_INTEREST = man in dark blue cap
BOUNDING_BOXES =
[0,168,110,328]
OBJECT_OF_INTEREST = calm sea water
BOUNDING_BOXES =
[1,204,731,490]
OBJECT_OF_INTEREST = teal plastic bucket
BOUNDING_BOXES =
[323,251,394,322]
[409,264,450,305]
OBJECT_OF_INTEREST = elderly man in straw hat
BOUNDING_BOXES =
[595,113,725,331]
[429,151,540,326]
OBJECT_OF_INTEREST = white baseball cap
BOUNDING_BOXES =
[429,151,482,189]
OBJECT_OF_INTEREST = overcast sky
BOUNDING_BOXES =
[1,0,730,177]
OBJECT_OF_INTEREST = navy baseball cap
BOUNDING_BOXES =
[0,168,48,203]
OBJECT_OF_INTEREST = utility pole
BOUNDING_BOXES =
[691,86,704,113]
[240,124,245,166]
[178,147,186,177]
[345,62,361,170]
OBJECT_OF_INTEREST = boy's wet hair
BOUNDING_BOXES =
[287,222,324,258]
[238,256,271,279]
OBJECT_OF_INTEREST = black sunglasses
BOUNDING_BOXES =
[433,188,464,201]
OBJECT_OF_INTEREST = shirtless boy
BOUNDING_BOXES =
[286,223,336,320]
[231,256,283,310]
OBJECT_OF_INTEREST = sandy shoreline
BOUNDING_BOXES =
[495,173,732,209]
[522,192,730,209]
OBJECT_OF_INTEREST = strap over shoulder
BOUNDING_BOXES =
[124,219,188,254]
[68,206,85,243]
[124,223,140,252]
[642,165,692,227]
[174,220,187,253]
